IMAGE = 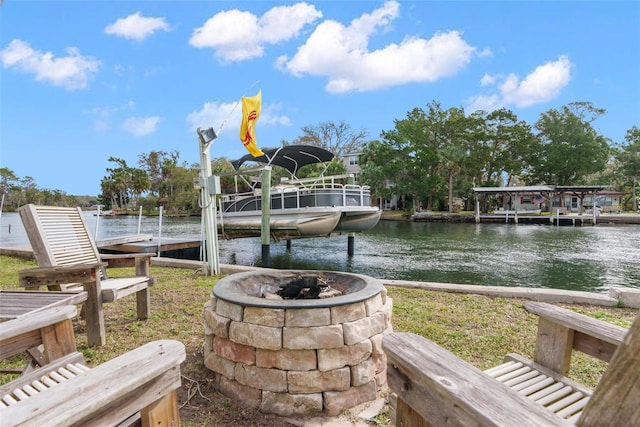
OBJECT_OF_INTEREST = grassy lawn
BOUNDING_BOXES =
[1,254,637,425]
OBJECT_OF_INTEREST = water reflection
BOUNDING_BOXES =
[1,211,639,292]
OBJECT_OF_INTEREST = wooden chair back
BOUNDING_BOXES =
[19,204,107,278]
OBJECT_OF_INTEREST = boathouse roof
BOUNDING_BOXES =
[472,185,608,194]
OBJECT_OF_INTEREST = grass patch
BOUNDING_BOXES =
[1,254,637,425]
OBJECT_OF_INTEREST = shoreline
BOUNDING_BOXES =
[383,210,640,224]
[5,246,636,308]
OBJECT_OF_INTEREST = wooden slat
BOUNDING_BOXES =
[0,352,86,398]
[4,340,186,427]
[487,358,590,421]
[0,291,87,320]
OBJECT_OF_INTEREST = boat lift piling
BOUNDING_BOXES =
[261,166,271,267]
[347,174,355,257]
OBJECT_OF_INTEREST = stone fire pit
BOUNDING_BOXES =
[203,270,393,416]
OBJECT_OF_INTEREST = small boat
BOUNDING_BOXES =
[219,145,381,240]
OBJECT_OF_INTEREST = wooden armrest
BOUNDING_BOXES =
[525,302,627,346]
[0,306,77,362]
[383,332,564,426]
[0,306,76,342]
[5,340,186,426]
[525,302,627,367]
[19,264,105,288]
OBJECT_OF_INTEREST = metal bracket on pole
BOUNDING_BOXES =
[197,127,221,276]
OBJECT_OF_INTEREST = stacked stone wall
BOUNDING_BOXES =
[203,288,393,416]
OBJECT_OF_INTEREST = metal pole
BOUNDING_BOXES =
[261,166,272,267]
[157,206,163,257]
[137,206,143,234]
[475,198,480,223]
[198,128,220,276]
[94,205,101,240]
[347,174,355,257]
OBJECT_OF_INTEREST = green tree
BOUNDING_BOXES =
[527,102,610,185]
[0,167,19,209]
[138,150,180,197]
[617,125,640,211]
[361,102,448,211]
[472,109,536,187]
[130,168,151,209]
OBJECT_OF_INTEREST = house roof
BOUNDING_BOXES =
[230,145,335,175]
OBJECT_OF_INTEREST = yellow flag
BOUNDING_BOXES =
[240,90,264,157]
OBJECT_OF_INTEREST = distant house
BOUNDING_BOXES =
[341,152,402,210]
[342,152,362,178]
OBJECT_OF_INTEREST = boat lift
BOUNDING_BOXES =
[197,127,222,276]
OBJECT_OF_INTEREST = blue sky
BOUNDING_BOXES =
[1,1,639,196]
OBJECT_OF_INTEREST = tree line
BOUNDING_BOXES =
[359,101,639,213]
[1,102,638,214]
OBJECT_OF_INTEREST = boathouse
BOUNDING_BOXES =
[472,185,616,215]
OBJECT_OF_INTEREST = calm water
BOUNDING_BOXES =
[1,211,639,293]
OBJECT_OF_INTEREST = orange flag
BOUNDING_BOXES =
[240,90,264,157]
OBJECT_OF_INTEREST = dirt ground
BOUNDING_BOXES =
[177,348,295,426]
[176,344,388,426]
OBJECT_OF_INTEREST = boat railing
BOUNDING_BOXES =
[221,180,373,213]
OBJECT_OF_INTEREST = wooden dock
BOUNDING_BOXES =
[413,212,640,225]
[0,236,202,261]
[98,237,202,260]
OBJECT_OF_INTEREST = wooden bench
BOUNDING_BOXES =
[18,204,156,347]
[0,306,185,426]
[383,301,639,426]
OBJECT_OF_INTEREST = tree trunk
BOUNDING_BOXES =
[448,169,454,212]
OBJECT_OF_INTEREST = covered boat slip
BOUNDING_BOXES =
[472,185,608,224]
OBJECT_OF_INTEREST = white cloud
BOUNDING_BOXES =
[189,2,322,62]
[0,39,99,90]
[480,73,498,86]
[105,12,170,41]
[186,100,291,133]
[467,55,573,112]
[123,116,161,136]
[477,47,493,58]
[279,1,475,93]
[502,55,572,107]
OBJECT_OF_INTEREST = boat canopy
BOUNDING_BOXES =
[230,145,335,175]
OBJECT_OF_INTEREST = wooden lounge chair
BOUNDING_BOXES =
[0,305,185,426]
[17,204,155,347]
[383,301,640,426]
